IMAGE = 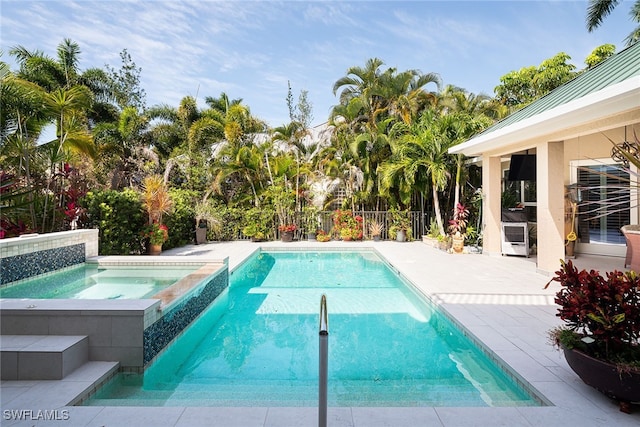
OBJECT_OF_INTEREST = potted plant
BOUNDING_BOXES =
[303,205,320,241]
[142,223,168,255]
[332,209,363,241]
[448,203,469,254]
[316,229,331,242]
[269,177,296,242]
[194,200,220,245]
[141,175,173,254]
[369,219,384,241]
[546,260,640,413]
[436,233,451,251]
[422,218,440,248]
[389,207,411,242]
[278,223,297,242]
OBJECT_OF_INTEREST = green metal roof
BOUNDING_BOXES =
[477,42,640,136]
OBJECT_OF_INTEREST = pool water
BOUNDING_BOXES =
[85,250,542,407]
[0,264,198,299]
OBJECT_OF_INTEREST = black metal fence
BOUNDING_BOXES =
[250,210,424,241]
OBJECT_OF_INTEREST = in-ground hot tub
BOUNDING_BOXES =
[0,256,229,370]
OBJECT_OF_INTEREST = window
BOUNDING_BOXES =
[572,161,630,245]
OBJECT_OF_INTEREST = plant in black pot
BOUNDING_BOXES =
[546,260,640,413]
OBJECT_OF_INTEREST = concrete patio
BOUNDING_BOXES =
[1,240,638,426]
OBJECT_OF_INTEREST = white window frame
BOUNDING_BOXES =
[569,158,637,256]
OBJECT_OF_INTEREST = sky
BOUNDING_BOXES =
[1,1,636,128]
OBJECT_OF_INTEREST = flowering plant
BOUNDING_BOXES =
[278,224,297,233]
[332,209,363,240]
[316,229,331,242]
[142,223,169,245]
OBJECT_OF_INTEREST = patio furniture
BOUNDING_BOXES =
[621,225,640,271]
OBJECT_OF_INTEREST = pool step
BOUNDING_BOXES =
[0,335,89,380]
[86,377,533,407]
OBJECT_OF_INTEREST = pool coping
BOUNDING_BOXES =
[1,241,638,426]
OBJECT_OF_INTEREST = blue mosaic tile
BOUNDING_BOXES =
[143,268,229,365]
[0,244,85,285]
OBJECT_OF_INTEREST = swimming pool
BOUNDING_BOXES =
[0,264,198,299]
[85,250,543,407]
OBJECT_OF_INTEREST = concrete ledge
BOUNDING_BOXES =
[0,300,159,369]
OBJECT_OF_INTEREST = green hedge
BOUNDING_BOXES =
[82,188,255,253]
[209,204,244,241]
[83,189,146,255]
[164,189,198,249]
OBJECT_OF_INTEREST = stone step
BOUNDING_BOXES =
[0,335,88,380]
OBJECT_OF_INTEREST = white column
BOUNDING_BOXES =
[482,155,502,255]
[537,141,565,274]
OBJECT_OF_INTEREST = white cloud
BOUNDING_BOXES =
[2,0,634,126]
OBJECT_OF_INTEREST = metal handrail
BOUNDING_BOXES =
[319,294,328,427]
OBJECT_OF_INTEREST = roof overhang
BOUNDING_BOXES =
[449,76,640,157]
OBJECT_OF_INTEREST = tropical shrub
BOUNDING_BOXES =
[547,260,640,366]
[164,189,198,249]
[242,206,275,240]
[83,189,146,255]
[207,203,244,241]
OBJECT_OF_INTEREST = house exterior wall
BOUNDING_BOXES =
[479,122,639,273]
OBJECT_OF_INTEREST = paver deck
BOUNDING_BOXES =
[1,240,638,426]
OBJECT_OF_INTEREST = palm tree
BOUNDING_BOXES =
[40,85,95,231]
[435,86,494,208]
[383,69,441,124]
[211,143,269,207]
[586,0,640,46]
[205,92,243,115]
[10,39,115,117]
[93,106,159,189]
[379,111,452,235]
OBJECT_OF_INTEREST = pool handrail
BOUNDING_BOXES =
[319,294,328,427]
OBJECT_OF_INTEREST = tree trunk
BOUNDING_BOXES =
[432,182,445,236]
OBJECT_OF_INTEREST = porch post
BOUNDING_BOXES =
[537,141,565,274]
[482,155,502,255]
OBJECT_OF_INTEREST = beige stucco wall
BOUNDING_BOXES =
[482,122,640,273]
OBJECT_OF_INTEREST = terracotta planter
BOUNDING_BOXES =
[149,243,163,255]
[563,346,640,413]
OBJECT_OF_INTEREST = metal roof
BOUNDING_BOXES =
[455,42,640,147]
